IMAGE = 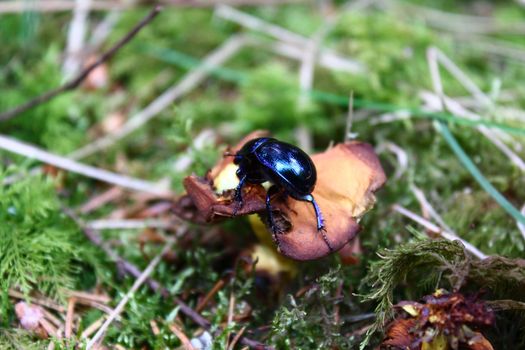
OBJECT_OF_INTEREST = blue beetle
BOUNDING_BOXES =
[231,137,332,251]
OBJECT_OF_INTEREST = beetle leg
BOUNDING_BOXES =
[232,175,247,216]
[265,185,280,236]
[300,194,333,252]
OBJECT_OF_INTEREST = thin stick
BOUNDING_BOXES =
[65,298,76,339]
[392,204,488,259]
[196,279,226,313]
[87,219,173,230]
[86,239,175,349]
[375,142,408,180]
[64,290,111,305]
[41,309,64,329]
[72,299,115,316]
[81,317,106,339]
[224,291,236,350]
[295,3,327,153]
[63,0,92,79]
[298,0,373,107]
[40,318,59,338]
[345,92,354,142]
[169,323,196,350]
[8,290,65,313]
[69,34,247,159]
[518,204,525,242]
[227,326,247,350]
[248,36,364,73]
[0,6,162,122]
[217,5,306,46]
[80,187,124,214]
[89,11,121,49]
[333,281,343,326]
[410,184,454,233]
[150,320,161,336]
[456,35,525,65]
[0,135,170,195]
[431,47,491,107]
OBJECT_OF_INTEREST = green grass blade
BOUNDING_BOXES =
[436,121,525,226]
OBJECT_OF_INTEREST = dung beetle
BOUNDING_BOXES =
[230,137,332,251]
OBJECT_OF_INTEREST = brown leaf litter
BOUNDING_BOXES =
[382,289,495,350]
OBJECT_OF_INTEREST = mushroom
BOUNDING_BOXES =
[178,131,386,261]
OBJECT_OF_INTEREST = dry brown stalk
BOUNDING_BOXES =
[65,298,76,339]
[196,279,227,313]
[227,326,247,350]
[169,323,196,350]
[150,319,161,336]
[81,316,106,339]
[8,290,65,313]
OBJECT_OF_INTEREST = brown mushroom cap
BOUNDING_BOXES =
[180,131,386,261]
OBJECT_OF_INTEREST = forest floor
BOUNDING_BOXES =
[1,0,525,349]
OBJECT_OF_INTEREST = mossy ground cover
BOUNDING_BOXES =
[1,1,525,349]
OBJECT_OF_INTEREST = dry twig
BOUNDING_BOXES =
[519,204,525,241]
[392,204,488,259]
[150,319,161,336]
[87,218,173,230]
[247,36,363,73]
[81,317,106,339]
[0,134,170,195]
[196,279,227,313]
[375,142,408,180]
[0,6,162,122]
[80,187,124,214]
[169,323,196,350]
[65,298,76,339]
[8,290,65,313]
[64,291,111,304]
[63,0,92,79]
[227,326,247,350]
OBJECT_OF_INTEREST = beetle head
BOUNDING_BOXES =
[233,154,243,165]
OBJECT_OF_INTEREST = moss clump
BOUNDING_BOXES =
[0,169,85,306]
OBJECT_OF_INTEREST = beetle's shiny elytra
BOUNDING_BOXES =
[231,137,332,251]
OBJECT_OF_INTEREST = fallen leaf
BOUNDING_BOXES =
[382,290,495,350]
[383,318,418,349]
